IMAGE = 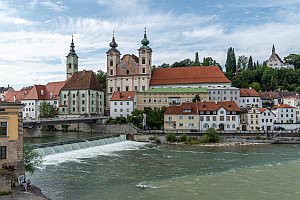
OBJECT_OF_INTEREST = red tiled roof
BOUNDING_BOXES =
[240,88,260,97]
[258,108,267,113]
[4,87,32,102]
[197,101,240,112]
[111,91,135,101]
[259,92,280,99]
[62,70,101,91]
[165,101,240,115]
[273,104,295,109]
[22,81,65,100]
[165,103,198,115]
[150,66,231,85]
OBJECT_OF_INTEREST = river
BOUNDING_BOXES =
[26,132,300,200]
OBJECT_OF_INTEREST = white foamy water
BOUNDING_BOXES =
[41,141,146,166]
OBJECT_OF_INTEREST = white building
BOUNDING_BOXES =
[110,91,136,118]
[59,70,104,116]
[106,30,152,112]
[259,108,275,131]
[282,95,300,108]
[272,104,296,124]
[267,44,294,69]
[21,81,65,119]
[207,86,240,105]
[239,88,261,108]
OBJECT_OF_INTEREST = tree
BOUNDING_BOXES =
[145,108,165,129]
[24,145,43,175]
[200,128,220,143]
[237,55,248,71]
[127,109,144,129]
[39,102,56,118]
[284,54,300,69]
[195,52,200,65]
[283,78,289,90]
[225,47,237,77]
[192,94,201,102]
[270,76,278,91]
[158,63,170,68]
[172,58,193,67]
[96,70,106,90]
[250,82,261,91]
[262,69,276,90]
[248,56,253,70]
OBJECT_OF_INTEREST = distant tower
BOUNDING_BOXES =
[138,27,152,75]
[272,44,275,54]
[66,35,78,79]
[106,31,120,77]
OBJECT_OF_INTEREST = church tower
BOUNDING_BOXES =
[106,31,120,77]
[66,35,78,79]
[138,28,152,76]
[272,44,275,55]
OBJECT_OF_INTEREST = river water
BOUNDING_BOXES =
[27,135,300,200]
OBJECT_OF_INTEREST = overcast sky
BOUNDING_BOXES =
[0,0,300,89]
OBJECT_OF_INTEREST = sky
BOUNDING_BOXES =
[0,0,300,89]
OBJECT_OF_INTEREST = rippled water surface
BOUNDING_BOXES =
[30,142,300,200]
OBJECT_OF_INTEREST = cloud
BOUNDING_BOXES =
[40,1,66,12]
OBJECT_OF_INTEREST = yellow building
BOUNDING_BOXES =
[0,102,24,192]
[137,87,208,111]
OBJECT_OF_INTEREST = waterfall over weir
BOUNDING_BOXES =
[35,135,127,157]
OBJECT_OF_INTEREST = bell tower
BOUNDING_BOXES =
[66,35,78,79]
[138,27,152,75]
[106,31,120,77]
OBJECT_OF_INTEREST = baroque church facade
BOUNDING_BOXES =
[106,29,152,111]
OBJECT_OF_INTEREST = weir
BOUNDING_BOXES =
[35,135,127,157]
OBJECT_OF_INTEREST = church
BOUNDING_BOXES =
[106,29,152,111]
[267,44,294,69]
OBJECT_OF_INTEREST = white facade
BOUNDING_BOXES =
[239,96,261,108]
[267,45,294,69]
[110,100,135,118]
[60,90,104,116]
[283,96,300,108]
[21,99,59,119]
[199,107,239,131]
[259,109,275,131]
[150,83,231,89]
[272,106,296,124]
[207,86,240,105]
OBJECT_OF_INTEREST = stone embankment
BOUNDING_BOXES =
[0,185,49,200]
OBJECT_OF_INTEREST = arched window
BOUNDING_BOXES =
[232,124,235,129]
[227,124,230,129]
[212,123,217,128]
[204,123,209,129]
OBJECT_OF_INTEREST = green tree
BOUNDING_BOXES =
[24,145,43,175]
[270,76,278,91]
[166,133,176,142]
[248,56,253,70]
[261,69,276,90]
[127,109,144,129]
[283,78,289,90]
[200,128,220,143]
[237,55,248,71]
[172,58,193,67]
[145,108,165,129]
[192,94,201,102]
[39,102,56,118]
[96,69,106,90]
[225,47,237,78]
[284,54,300,69]
[195,52,200,65]
[158,63,170,68]
[250,82,261,91]
[295,86,300,93]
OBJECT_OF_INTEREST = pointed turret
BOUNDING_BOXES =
[107,31,120,54]
[66,35,78,79]
[141,27,150,47]
[272,44,275,54]
[68,35,78,57]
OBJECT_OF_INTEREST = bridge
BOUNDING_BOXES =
[23,116,107,128]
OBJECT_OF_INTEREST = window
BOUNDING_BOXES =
[64,101,67,105]
[92,101,94,105]
[120,109,123,112]
[0,146,7,159]
[110,59,113,66]
[188,123,194,127]
[200,116,204,121]
[226,116,230,121]
[220,116,224,121]
[142,67,145,73]
[168,116,172,121]
[126,108,130,112]
[142,86,146,91]
[126,86,129,91]
[114,102,117,106]
[0,122,7,136]
[220,111,224,114]
[232,116,236,121]
[73,101,75,105]
[142,57,145,64]
[82,93,85,98]
[127,102,130,106]
[206,116,210,121]
[82,100,85,105]
[73,94,75,98]
[110,69,113,75]
[126,70,129,74]
[213,116,217,121]
[178,116,183,120]
[120,102,123,105]
[64,94,66,98]
[114,109,117,112]
[110,87,113,93]
[188,116,194,120]
[117,87,120,91]
[82,107,85,112]
[73,108,75,112]
[179,123,184,127]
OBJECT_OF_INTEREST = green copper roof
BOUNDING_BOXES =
[143,87,208,93]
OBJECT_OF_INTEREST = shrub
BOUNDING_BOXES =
[155,137,161,144]
[179,134,187,142]
[166,133,176,142]
[200,128,220,143]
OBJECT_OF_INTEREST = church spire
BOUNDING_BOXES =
[141,27,150,47]
[69,35,77,55]
[109,30,118,48]
[272,44,275,54]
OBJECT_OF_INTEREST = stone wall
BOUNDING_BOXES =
[0,171,11,193]
[93,124,139,134]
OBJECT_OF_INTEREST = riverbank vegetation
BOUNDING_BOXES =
[165,128,220,144]
[24,145,43,175]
